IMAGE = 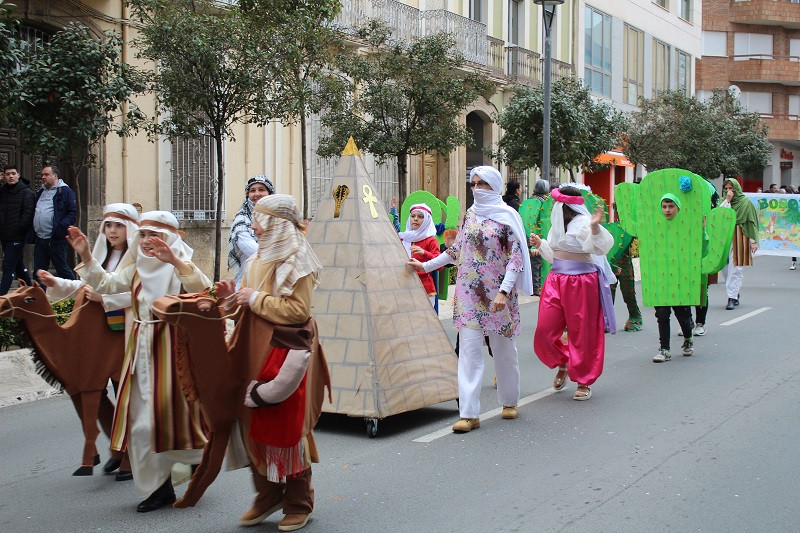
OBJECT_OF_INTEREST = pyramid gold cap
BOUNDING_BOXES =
[341,137,361,156]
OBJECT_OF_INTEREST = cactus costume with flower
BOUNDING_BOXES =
[614,169,736,308]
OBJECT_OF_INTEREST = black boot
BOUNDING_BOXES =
[72,454,100,476]
[726,298,735,310]
[115,470,133,481]
[136,479,176,512]
[103,458,122,474]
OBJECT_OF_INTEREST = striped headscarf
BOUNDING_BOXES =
[252,194,322,296]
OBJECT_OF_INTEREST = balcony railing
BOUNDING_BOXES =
[334,0,419,42]
[761,114,800,141]
[420,9,487,66]
[731,55,800,85]
[549,58,575,82]
[486,36,506,78]
[507,45,541,87]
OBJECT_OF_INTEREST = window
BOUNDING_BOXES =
[509,0,523,45]
[677,49,691,96]
[653,0,667,8]
[702,31,727,57]
[739,91,773,116]
[680,0,691,22]
[171,135,221,220]
[623,24,644,105]
[585,6,612,97]
[733,33,773,60]
[470,0,485,23]
[789,95,800,119]
[790,39,800,62]
[652,38,670,96]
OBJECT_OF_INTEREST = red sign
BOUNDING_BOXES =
[781,148,794,160]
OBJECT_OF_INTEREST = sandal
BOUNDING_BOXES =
[553,366,568,391]
[573,386,592,401]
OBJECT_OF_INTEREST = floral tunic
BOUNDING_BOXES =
[446,211,524,338]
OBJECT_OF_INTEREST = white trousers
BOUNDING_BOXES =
[458,327,520,419]
[721,247,743,299]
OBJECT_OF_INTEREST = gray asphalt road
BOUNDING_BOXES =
[2,256,799,532]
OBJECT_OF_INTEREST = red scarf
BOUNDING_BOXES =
[249,346,306,448]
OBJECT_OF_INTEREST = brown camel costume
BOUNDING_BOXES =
[150,292,330,510]
[0,282,126,475]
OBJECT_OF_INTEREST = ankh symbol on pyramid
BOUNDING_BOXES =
[362,185,379,219]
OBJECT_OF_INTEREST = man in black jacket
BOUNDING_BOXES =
[31,165,77,286]
[0,165,35,294]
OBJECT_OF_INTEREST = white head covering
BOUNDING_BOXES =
[252,194,322,296]
[398,203,436,257]
[469,166,533,296]
[93,203,139,272]
[132,211,194,307]
[547,185,592,250]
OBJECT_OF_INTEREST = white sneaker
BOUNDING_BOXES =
[791,262,797,271]
[693,323,706,336]
[681,338,694,356]
[653,349,671,363]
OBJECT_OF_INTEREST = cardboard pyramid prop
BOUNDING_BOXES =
[306,138,458,419]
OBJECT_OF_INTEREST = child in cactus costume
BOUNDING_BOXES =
[614,169,736,362]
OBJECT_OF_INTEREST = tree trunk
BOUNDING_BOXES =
[397,151,408,203]
[300,107,310,221]
[213,130,225,282]
[568,167,575,183]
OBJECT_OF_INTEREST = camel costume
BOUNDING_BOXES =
[232,194,325,531]
[75,211,211,505]
[45,203,139,477]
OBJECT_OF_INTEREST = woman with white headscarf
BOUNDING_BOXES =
[66,211,211,512]
[410,166,532,434]
[214,194,325,532]
[529,186,615,401]
[228,175,275,288]
[37,203,139,479]
[399,203,441,307]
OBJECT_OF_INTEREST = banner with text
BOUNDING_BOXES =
[745,193,800,257]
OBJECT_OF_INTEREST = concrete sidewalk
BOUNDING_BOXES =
[0,348,62,408]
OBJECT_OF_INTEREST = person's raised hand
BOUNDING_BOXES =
[591,206,604,227]
[529,232,542,248]
[726,188,734,202]
[66,226,91,262]
[36,269,57,287]
[147,236,177,265]
[390,197,397,209]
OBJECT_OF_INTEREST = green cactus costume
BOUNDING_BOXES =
[400,191,461,300]
[615,169,736,307]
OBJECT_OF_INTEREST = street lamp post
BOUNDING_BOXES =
[534,0,564,185]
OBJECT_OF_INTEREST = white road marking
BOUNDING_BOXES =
[719,306,771,326]
[412,387,560,443]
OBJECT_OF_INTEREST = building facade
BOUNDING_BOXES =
[575,0,702,204]
[696,0,800,191]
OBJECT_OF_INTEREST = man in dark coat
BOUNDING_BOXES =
[31,165,77,286]
[0,165,35,295]
[502,181,521,211]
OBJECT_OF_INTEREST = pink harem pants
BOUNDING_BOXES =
[533,271,605,387]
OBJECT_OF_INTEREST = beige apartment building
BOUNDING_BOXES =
[2,0,578,276]
[697,0,800,191]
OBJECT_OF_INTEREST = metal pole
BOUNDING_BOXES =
[542,6,554,184]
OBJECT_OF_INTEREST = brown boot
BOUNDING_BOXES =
[451,418,480,433]
[278,513,312,531]
[238,466,284,526]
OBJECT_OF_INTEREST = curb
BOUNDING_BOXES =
[0,348,63,408]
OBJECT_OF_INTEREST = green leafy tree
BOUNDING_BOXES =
[240,0,345,219]
[626,90,772,180]
[11,23,144,225]
[493,77,627,181]
[0,4,22,128]
[318,20,492,201]
[129,0,282,280]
